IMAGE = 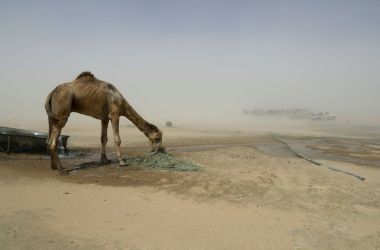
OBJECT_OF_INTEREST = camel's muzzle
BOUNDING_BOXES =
[150,141,165,153]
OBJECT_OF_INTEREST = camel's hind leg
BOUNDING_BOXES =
[100,119,111,165]
[46,84,72,174]
[48,118,68,174]
[46,117,54,168]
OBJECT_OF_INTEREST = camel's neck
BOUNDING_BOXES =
[122,100,155,135]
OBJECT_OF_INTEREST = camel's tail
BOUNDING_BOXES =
[45,90,54,118]
[45,90,56,145]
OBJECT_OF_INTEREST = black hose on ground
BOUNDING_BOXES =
[272,134,365,181]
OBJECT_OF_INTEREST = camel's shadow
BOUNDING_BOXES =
[67,158,120,172]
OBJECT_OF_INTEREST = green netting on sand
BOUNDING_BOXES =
[126,151,201,171]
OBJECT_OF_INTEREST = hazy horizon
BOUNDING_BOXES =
[1,0,379,127]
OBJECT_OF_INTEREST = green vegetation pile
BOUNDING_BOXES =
[126,150,200,171]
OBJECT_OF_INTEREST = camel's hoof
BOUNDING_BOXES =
[101,154,111,165]
[119,161,128,166]
[59,169,69,175]
[101,159,112,165]
[51,166,58,170]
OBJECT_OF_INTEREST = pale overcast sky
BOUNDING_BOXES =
[0,0,379,123]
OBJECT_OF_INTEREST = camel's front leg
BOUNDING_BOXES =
[110,115,128,166]
[100,119,111,165]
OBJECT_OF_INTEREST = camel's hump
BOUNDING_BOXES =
[76,71,96,80]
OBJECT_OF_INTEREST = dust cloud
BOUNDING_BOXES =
[1,1,379,132]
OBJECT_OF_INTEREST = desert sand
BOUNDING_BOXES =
[0,120,380,249]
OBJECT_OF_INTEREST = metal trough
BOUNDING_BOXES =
[0,126,69,154]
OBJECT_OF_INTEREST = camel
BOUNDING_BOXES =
[45,72,163,174]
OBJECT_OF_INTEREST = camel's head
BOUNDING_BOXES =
[147,125,164,152]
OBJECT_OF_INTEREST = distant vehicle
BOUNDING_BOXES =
[311,111,337,121]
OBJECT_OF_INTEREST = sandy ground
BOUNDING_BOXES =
[1,122,380,249]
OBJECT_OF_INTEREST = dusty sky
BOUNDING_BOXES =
[0,0,379,125]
